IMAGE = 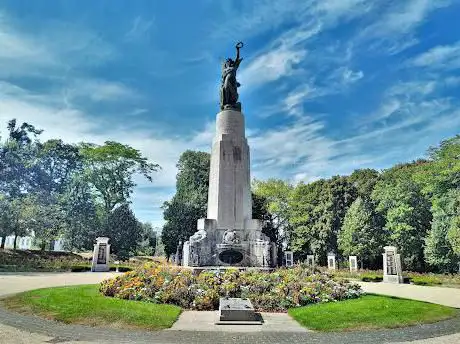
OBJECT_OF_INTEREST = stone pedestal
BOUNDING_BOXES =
[183,108,274,267]
[349,255,358,273]
[91,237,110,272]
[383,246,403,283]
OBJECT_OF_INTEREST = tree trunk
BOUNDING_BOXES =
[13,234,18,250]
[0,237,5,249]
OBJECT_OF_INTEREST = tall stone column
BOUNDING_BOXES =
[207,109,252,231]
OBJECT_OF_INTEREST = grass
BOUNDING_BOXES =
[288,294,458,332]
[1,284,181,331]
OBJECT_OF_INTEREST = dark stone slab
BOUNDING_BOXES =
[218,297,261,323]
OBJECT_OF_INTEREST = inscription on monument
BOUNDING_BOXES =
[97,244,107,264]
[386,252,396,275]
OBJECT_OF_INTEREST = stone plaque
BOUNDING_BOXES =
[97,244,107,264]
[386,252,396,275]
[217,297,261,324]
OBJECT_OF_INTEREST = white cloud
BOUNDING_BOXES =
[0,10,113,78]
[357,0,452,54]
[66,78,139,102]
[125,16,155,41]
[410,41,460,69]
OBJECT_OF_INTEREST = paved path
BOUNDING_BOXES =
[0,272,118,297]
[359,282,460,308]
[0,272,459,343]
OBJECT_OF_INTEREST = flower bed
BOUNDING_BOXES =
[100,264,363,311]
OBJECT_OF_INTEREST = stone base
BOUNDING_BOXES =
[91,264,109,272]
[183,218,275,268]
[383,274,403,283]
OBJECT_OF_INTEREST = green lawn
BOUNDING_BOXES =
[1,284,181,330]
[288,294,458,332]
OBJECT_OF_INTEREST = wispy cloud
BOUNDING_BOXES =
[357,0,452,54]
[125,16,155,41]
[0,10,113,78]
[239,24,320,88]
[409,41,460,69]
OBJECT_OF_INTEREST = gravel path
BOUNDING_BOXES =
[0,272,459,344]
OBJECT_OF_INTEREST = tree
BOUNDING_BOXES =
[338,197,387,268]
[289,176,357,264]
[61,176,100,251]
[161,151,210,258]
[19,195,67,250]
[35,139,81,195]
[252,179,294,265]
[137,222,158,256]
[0,120,43,197]
[372,176,431,271]
[425,190,459,272]
[349,169,380,199]
[106,204,142,260]
[80,141,160,214]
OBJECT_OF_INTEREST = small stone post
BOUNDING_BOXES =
[349,256,358,273]
[327,253,336,270]
[91,237,110,272]
[306,254,315,268]
[284,251,294,267]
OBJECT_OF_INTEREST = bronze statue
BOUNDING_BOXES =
[220,42,244,110]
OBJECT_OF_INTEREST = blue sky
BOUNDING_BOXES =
[1,0,460,227]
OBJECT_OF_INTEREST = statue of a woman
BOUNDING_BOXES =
[220,42,243,110]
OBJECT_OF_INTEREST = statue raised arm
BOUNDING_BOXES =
[220,42,244,111]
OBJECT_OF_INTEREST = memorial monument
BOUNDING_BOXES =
[383,246,403,283]
[91,237,110,272]
[183,42,275,267]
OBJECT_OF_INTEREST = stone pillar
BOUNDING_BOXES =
[383,246,403,283]
[284,251,294,267]
[182,241,190,267]
[206,109,252,230]
[327,253,336,270]
[91,237,110,272]
[349,255,358,273]
[306,254,315,268]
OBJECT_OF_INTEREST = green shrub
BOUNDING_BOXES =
[410,275,442,286]
[109,266,132,272]
[100,264,363,311]
[70,265,91,272]
[360,273,383,282]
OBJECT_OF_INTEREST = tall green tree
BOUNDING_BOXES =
[338,197,387,268]
[252,179,294,265]
[289,176,357,264]
[372,176,431,271]
[106,204,142,260]
[137,222,158,256]
[80,141,160,214]
[425,190,459,272]
[161,151,210,258]
[61,176,100,251]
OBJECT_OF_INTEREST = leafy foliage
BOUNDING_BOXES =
[106,204,143,260]
[338,197,387,268]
